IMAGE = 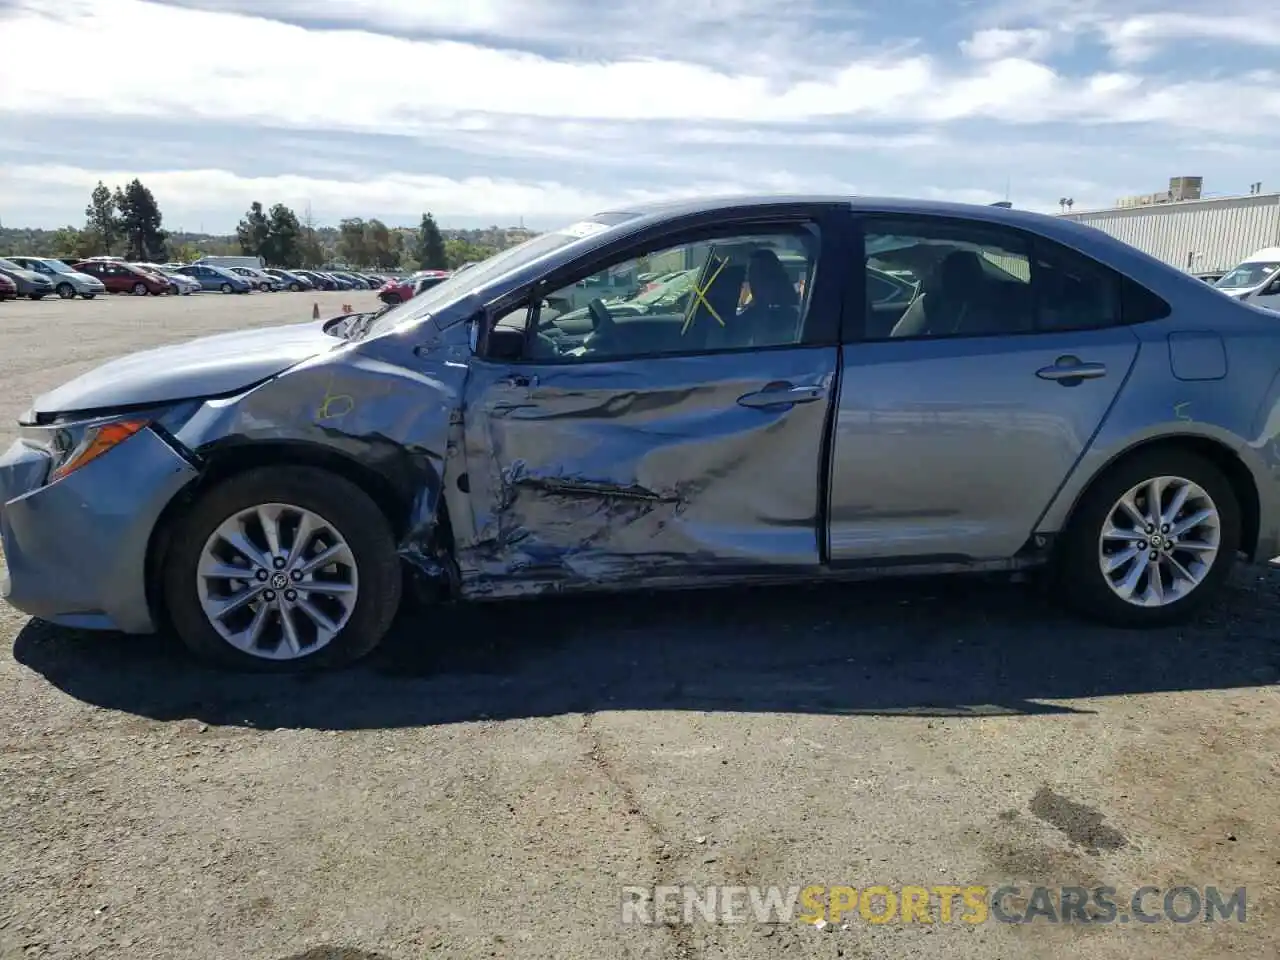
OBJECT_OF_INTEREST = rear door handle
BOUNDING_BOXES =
[737,383,826,408]
[1036,358,1107,384]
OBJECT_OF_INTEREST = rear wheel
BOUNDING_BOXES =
[163,466,402,671]
[1056,448,1240,626]
[132,281,148,295]
[81,293,96,300]
[56,282,75,299]
[220,282,233,294]
[28,292,45,300]
[290,282,301,292]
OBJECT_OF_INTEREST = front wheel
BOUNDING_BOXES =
[1055,448,1240,627]
[162,466,403,671]
[28,292,45,300]
[259,282,271,292]
[56,282,75,299]
[289,282,301,292]
[81,293,96,300]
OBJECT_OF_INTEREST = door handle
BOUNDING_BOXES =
[737,383,825,408]
[1036,357,1107,384]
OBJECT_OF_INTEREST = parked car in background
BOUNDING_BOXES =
[137,263,201,296]
[194,255,267,271]
[71,260,169,295]
[0,272,16,301]
[7,256,107,299]
[332,271,368,289]
[173,263,253,294]
[320,272,353,291]
[377,269,451,305]
[230,266,284,292]
[264,268,313,292]
[1214,248,1280,312]
[291,269,333,290]
[0,258,56,300]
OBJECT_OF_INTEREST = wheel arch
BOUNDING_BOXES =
[143,438,447,630]
[1053,434,1261,561]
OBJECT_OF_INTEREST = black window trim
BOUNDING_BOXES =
[477,205,855,366]
[845,212,1171,344]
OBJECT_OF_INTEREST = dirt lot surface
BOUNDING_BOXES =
[1,291,1278,960]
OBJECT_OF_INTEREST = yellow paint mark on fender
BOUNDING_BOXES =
[316,378,355,420]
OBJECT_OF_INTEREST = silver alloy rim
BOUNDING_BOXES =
[197,503,359,660]
[1098,475,1221,607]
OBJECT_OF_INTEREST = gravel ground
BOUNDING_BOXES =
[2,292,1278,960]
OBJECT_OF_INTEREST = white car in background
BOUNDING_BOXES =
[230,266,284,292]
[1214,248,1280,312]
[7,256,107,299]
[138,263,201,295]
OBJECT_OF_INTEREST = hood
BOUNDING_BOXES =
[68,271,104,284]
[31,319,342,417]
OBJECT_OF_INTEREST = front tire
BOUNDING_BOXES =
[290,282,301,292]
[56,282,75,299]
[1056,448,1240,627]
[81,293,96,300]
[163,466,403,671]
[259,282,271,292]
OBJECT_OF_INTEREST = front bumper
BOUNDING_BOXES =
[0,428,197,633]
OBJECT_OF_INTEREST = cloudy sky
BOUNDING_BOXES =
[0,0,1277,232]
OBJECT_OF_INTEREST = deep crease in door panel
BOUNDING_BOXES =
[456,358,834,596]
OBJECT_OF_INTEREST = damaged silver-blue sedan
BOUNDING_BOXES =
[4,195,1280,670]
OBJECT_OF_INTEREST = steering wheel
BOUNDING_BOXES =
[587,298,613,332]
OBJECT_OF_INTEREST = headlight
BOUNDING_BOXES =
[20,418,149,482]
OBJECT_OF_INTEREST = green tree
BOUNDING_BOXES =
[114,179,167,261]
[416,212,447,270]
[443,237,494,270]
[236,201,270,258]
[264,203,302,267]
[363,218,403,270]
[84,181,119,255]
[337,217,368,266]
[170,242,201,263]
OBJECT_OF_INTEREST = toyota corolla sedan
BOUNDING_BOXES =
[4,196,1280,671]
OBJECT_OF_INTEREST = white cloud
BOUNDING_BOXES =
[960,28,1054,60]
[1103,12,1280,64]
[0,165,853,229]
[1,0,1278,136]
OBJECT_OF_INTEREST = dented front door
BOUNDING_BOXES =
[456,349,839,596]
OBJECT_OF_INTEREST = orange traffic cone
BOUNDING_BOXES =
[342,303,352,313]
[312,302,320,319]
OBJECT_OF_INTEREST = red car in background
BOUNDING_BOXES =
[72,260,169,295]
[0,272,16,301]
[377,269,450,305]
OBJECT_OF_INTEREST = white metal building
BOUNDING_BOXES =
[1058,191,1280,275]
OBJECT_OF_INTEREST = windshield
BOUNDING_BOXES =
[1215,262,1280,289]
[365,212,640,337]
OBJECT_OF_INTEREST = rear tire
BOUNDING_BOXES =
[81,293,96,300]
[163,466,403,671]
[290,282,301,292]
[132,281,148,295]
[28,293,45,300]
[1055,448,1240,627]
[220,282,233,294]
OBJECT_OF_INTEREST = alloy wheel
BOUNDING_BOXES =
[197,503,359,660]
[1097,475,1221,607]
